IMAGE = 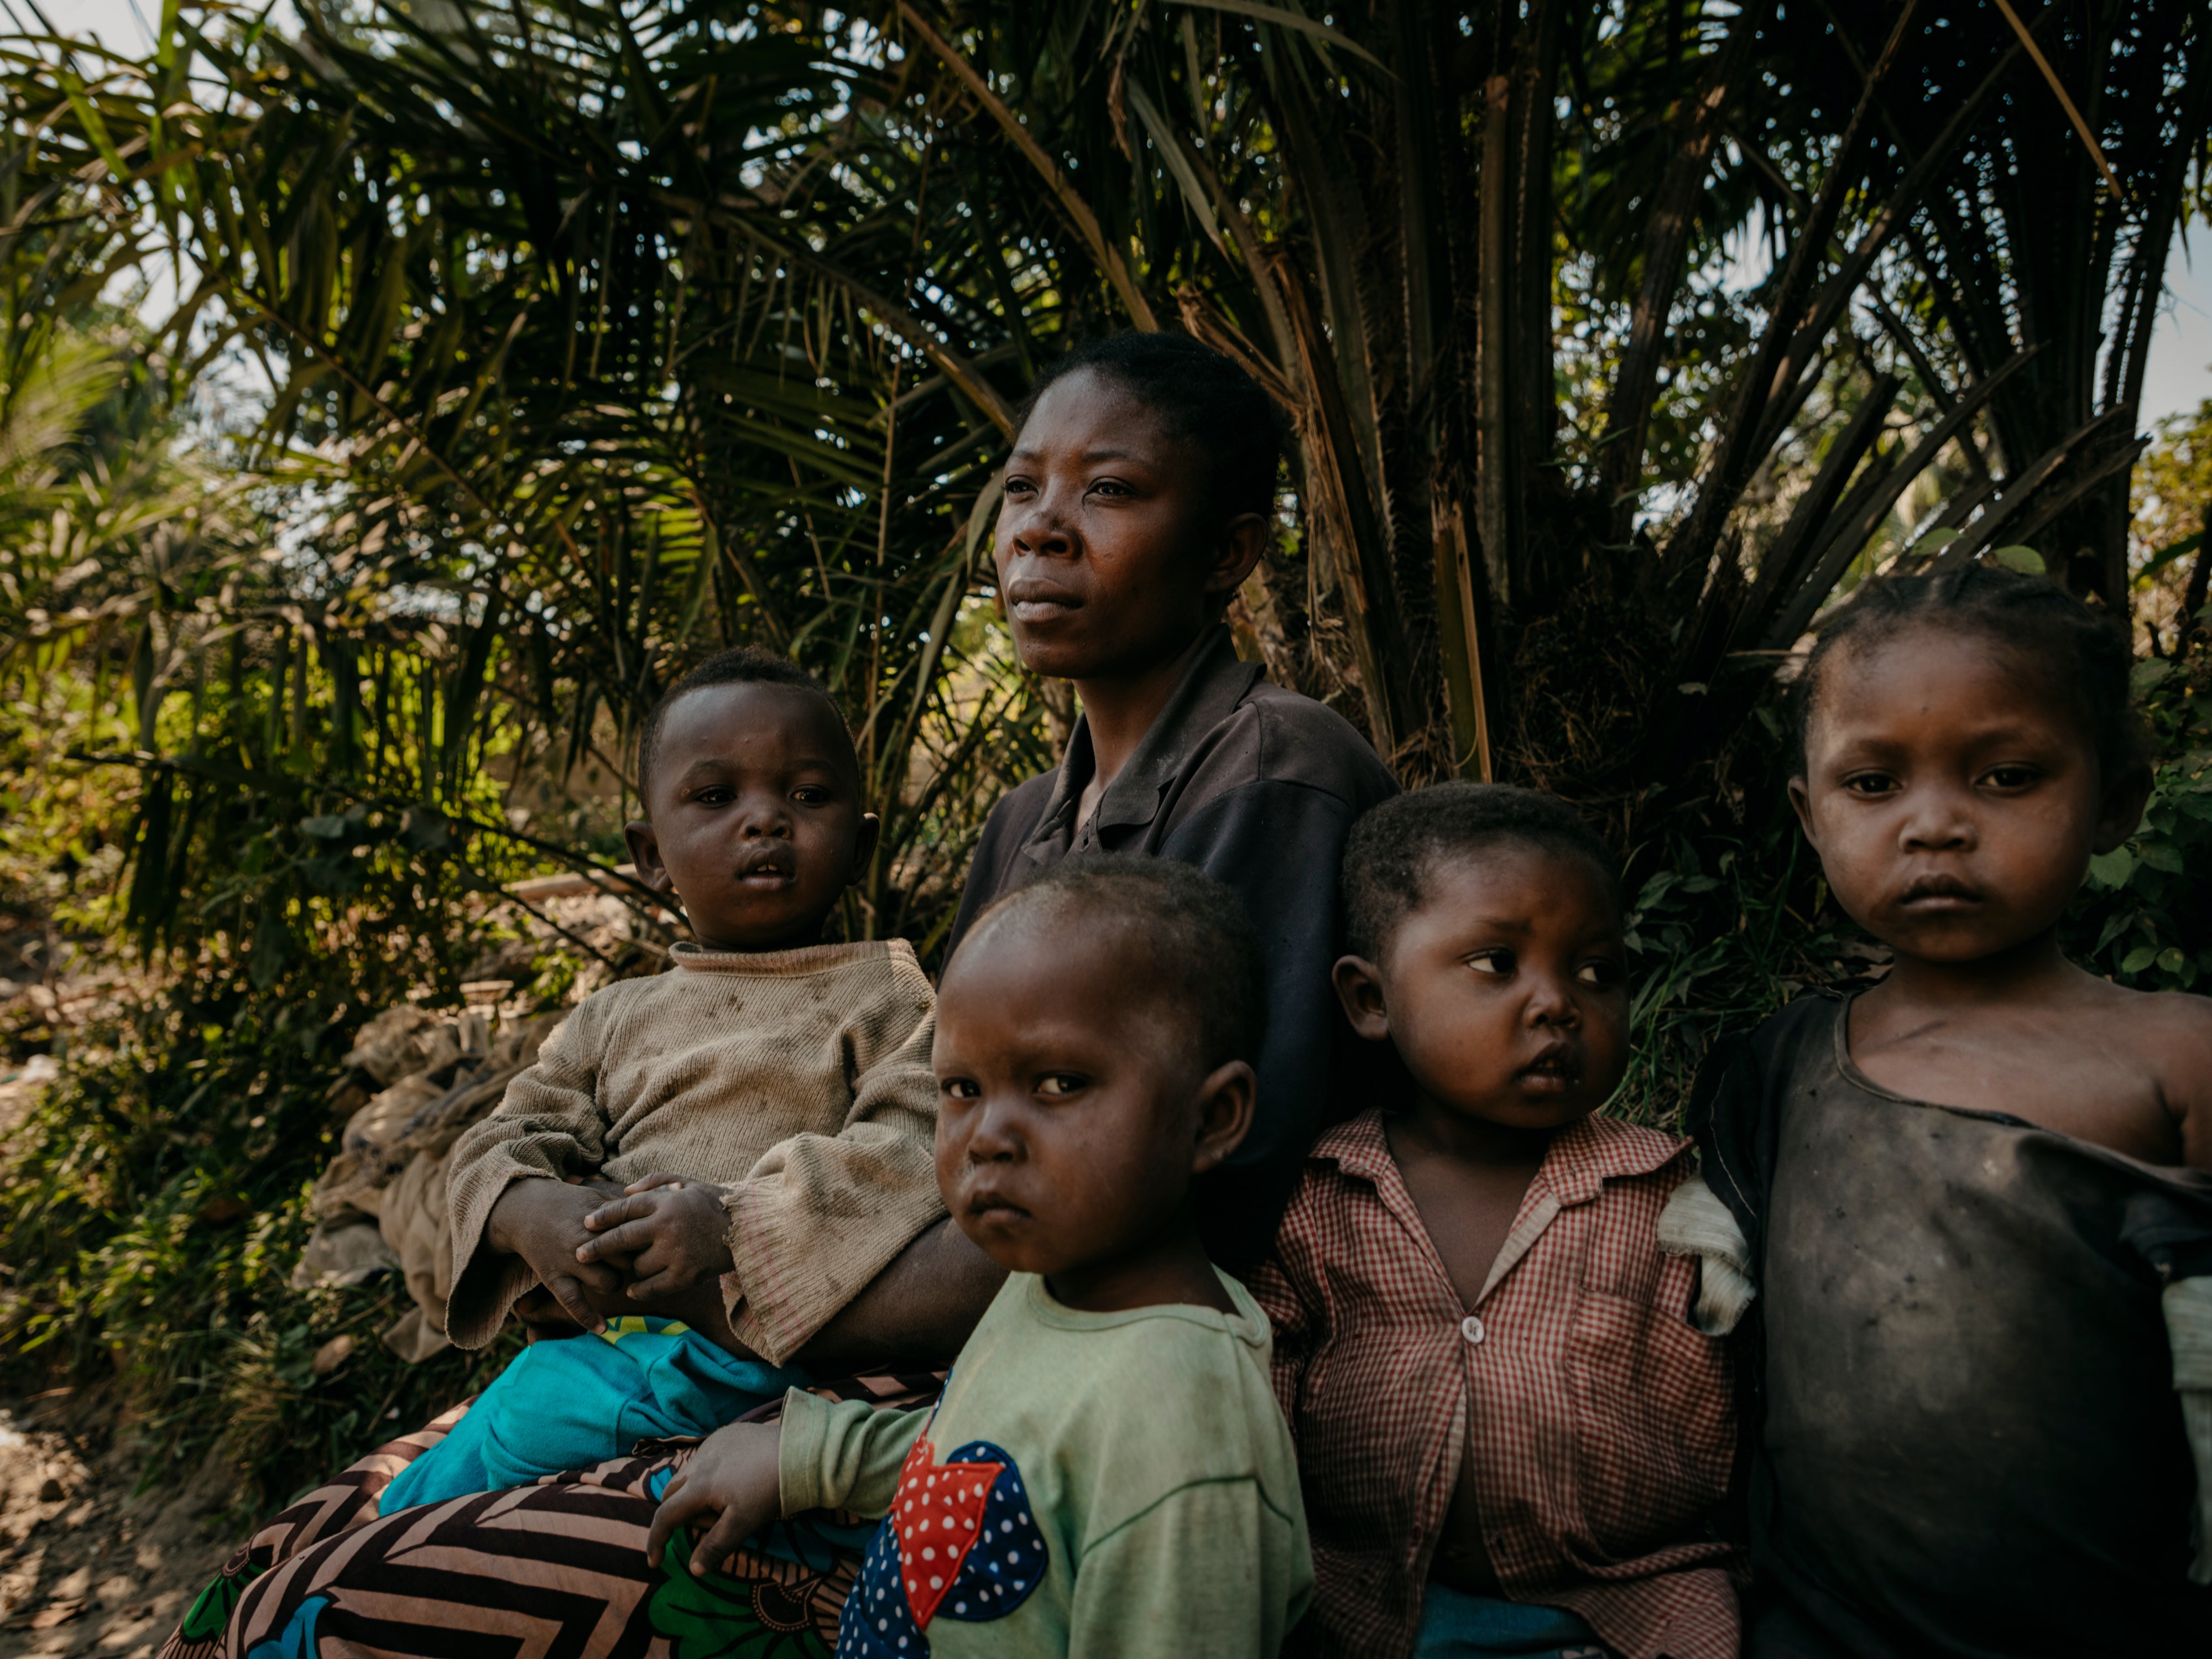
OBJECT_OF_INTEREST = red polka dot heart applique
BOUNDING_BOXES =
[838,1438,1049,1658]
[891,1435,1001,1627]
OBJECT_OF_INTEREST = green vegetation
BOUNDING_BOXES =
[3,0,2211,1510]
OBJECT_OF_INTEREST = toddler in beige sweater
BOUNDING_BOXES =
[380,648,954,1514]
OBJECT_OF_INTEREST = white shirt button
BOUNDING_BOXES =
[1460,1314,1485,1345]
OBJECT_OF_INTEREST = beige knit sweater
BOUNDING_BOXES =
[445,938,943,1364]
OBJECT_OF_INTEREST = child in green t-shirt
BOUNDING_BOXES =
[646,857,1313,1658]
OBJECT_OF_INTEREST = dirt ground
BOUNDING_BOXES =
[0,1064,245,1657]
[0,1402,239,1658]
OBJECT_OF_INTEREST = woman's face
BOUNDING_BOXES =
[993,368,1262,683]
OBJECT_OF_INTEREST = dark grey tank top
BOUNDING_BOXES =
[1756,995,2212,1654]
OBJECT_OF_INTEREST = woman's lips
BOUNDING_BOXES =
[1006,580,1082,623]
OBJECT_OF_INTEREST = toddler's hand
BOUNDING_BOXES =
[578,1173,737,1305]
[484,1179,626,1334]
[646,1420,782,1577]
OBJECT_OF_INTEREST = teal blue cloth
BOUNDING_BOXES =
[378,1316,805,1515]
[1414,1584,1613,1658]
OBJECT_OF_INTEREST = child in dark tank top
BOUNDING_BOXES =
[1678,565,2212,1656]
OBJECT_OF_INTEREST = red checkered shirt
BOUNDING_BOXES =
[1247,1110,1739,1659]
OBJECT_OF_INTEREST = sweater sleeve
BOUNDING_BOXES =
[1068,1479,1311,1659]
[721,969,947,1364]
[441,991,617,1348]
[775,1387,929,1518]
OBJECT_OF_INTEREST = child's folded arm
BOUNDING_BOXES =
[774,1387,928,1518]
[442,996,619,1346]
[721,992,947,1365]
[1067,1477,1311,1659]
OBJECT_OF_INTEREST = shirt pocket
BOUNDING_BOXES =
[1562,1287,1735,1556]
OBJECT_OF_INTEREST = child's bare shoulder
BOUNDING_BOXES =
[2087,980,2212,1168]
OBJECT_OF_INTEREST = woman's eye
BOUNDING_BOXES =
[1466,950,1513,977]
[1036,1073,1088,1098]
[1003,476,1035,499]
[1576,960,1624,990]
[1088,478,1131,498]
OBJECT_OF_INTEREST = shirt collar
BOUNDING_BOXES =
[1311,1108,1685,1210]
[1026,626,1262,846]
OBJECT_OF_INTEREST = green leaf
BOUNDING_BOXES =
[2141,841,2187,874]
[2086,847,2136,888]
[2140,530,2203,577]
[1986,545,2045,575]
[1168,0,1391,71]
[2122,943,2161,974]
[298,815,351,840]
[2160,947,2189,975]
[2132,658,2176,696]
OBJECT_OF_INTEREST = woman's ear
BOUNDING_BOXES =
[1203,511,1270,603]
[2093,761,2154,855]
[1191,1060,1257,1173]
[1332,954,1391,1042]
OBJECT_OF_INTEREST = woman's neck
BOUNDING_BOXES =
[1073,629,1214,802]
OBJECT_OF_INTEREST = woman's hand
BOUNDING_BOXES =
[646,1420,784,1577]
[578,1173,737,1305]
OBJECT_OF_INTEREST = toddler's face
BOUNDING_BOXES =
[624,682,877,952]
[994,368,1258,682]
[1791,627,2135,966]
[1339,845,1630,1131]
[931,911,1249,1283]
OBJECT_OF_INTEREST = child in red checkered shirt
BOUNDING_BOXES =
[1250,783,1739,1659]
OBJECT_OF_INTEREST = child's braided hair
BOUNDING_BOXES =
[1788,564,2148,779]
[1015,332,1288,521]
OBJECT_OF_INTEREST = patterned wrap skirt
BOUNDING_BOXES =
[159,1369,942,1659]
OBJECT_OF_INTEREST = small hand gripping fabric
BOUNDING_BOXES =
[837,1437,1049,1658]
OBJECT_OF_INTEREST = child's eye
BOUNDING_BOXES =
[692,786,734,806]
[940,1078,981,1102]
[1465,949,1514,976]
[791,786,830,805]
[1981,764,2041,790]
[1035,1073,1088,1098]
[1576,959,1624,990]
[1841,772,1897,796]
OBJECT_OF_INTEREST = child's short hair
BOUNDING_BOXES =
[635,647,847,810]
[1016,332,1287,521]
[1790,564,2148,777]
[1342,784,1622,962]
[968,855,1267,1071]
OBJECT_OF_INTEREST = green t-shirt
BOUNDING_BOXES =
[779,1269,1311,1658]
